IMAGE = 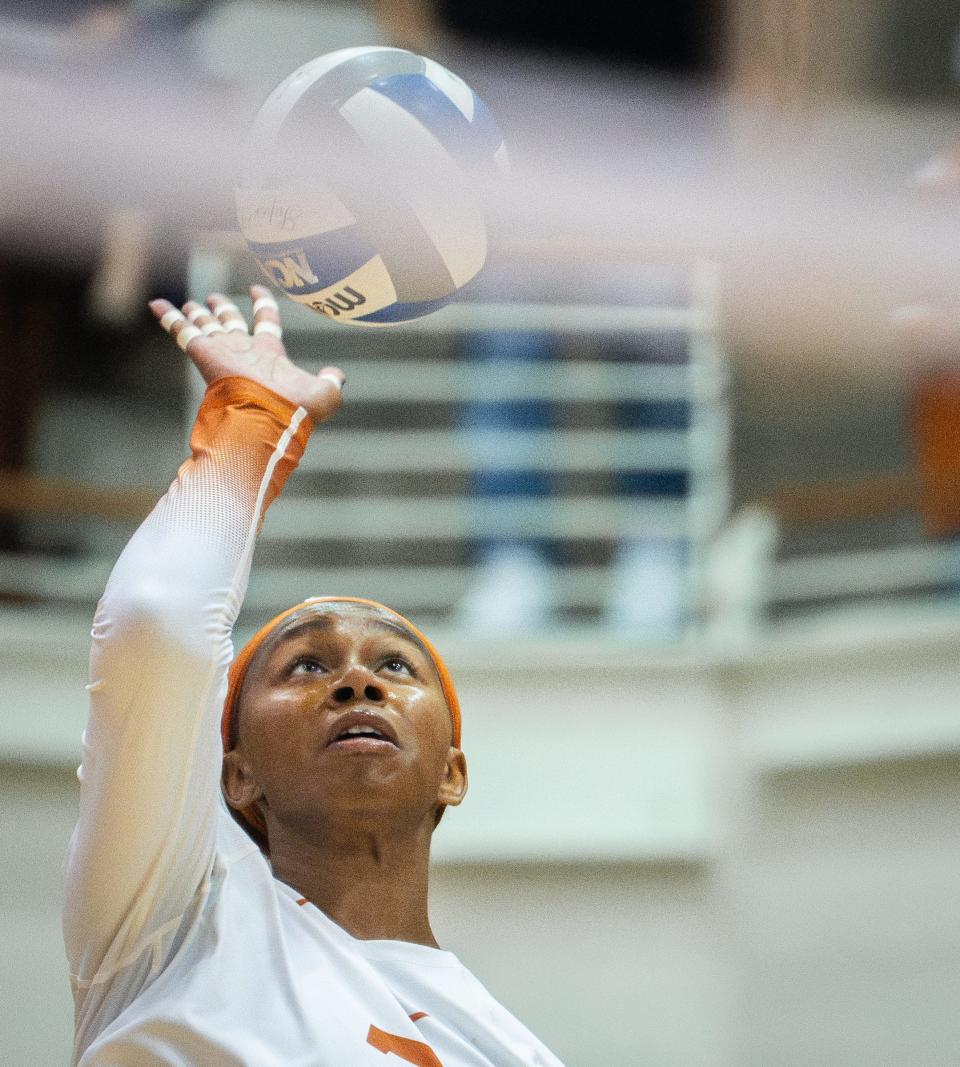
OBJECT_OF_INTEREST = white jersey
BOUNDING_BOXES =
[64,377,564,1067]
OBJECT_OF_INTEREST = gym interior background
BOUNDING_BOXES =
[2,1,960,1064]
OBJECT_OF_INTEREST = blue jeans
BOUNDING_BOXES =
[461,328,690,560]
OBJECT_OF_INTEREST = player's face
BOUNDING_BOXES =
[227,607,466,834]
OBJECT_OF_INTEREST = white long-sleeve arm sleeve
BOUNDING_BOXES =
[63,376,312,986]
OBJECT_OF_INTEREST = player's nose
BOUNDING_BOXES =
[330,665,386,705]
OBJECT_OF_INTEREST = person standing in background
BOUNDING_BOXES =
[431,0,719,633]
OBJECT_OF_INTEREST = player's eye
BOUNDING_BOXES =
[291,655,325,674]
[380,656,413,675]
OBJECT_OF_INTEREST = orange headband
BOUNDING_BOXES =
[221,597,462,842]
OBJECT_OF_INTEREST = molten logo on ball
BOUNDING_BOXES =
[258,251,320,290]
[312,288,367,318]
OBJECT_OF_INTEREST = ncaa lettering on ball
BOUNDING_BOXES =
[235,47,509,326]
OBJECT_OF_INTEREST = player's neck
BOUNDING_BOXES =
[269,821,438,947]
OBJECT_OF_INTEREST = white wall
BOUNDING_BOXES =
[1,766,77,1066]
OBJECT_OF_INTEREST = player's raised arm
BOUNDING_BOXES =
[63,286,342,987]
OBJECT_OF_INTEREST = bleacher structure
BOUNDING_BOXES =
[4,235,960,637]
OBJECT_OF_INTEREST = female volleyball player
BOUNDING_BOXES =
[63,285,563,1066]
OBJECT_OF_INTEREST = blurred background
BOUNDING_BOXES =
[3,0,960,1063]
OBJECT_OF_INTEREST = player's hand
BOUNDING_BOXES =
[149,285,344,423]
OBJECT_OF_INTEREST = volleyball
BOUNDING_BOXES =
[235,47,508,327]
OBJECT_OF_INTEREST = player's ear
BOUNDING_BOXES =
[221,750,265,810]
[437,748,468,809]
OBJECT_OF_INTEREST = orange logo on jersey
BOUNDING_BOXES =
[366,1022,443,1066]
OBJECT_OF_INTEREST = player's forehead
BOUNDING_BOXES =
[264,602,428,656]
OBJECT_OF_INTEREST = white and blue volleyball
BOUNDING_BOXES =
[235,47,508,326]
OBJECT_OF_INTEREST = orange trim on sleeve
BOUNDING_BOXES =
[188,377,313,526]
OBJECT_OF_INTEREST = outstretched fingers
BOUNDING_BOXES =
[149,288,343,423]
[149,299,206,353]
[318,365,346,390]
[250,285,283,340]
[183,301,228,337]
[311,365,346,421]
[206,293,249,333]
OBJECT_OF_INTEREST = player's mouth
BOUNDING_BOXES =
[324,711,400,752]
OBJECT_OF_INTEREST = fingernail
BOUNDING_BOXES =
[148,299,164,313]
